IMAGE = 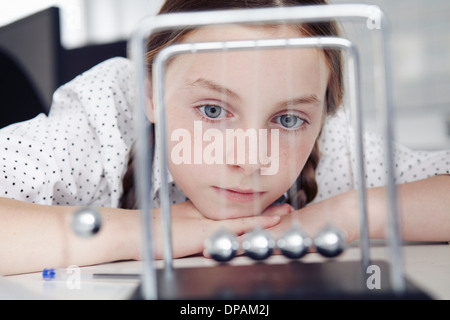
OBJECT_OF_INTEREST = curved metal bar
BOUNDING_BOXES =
[378,13,405,293]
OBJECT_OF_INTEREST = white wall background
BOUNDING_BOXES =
[330,0,450,151]
[0,0,164,48]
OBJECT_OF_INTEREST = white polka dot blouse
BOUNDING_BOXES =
[1,57,449,208]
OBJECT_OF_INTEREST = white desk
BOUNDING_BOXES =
[2,243,449,300]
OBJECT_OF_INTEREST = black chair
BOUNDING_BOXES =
[0,50,47,128]
[0,7,127,129]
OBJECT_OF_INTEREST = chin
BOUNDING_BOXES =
[201,203,269,220]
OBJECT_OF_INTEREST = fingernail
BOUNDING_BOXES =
[281,203,293,213]
[270,215,280,222]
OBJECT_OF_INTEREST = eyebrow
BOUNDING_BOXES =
[187,78,242,102]
[275,95,322,111]
[187,77,321,109]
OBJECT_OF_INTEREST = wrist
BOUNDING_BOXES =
[329,190,360,243]
[126,209,144,261]
[100,208,142,262]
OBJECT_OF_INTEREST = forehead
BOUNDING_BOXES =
[183,24,303,42]
[164,25,330,99]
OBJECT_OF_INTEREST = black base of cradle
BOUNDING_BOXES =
[130,260,431,300]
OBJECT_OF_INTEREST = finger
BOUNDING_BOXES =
[203,246,247,259]
[221,215,281,236]
[262,203,294,217]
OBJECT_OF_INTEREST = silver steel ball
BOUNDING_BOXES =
[242,228,275,261]
[314,224,347,258]
[72,207,102,238]
[204,228,239,263]
[277,224,312,259]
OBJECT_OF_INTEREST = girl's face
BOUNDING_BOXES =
[148,25,330,220]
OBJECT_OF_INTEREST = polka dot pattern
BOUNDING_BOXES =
[0,58,135,207]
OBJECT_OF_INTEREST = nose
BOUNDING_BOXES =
[227,162,262,176]
[224,128,263,176]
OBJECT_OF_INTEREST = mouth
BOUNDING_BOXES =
[213,186,266,203]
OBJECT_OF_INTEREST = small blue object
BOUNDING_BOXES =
[42,268,56,281]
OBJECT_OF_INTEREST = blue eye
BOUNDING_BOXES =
[198,104,227,119]
[275,115,304,129]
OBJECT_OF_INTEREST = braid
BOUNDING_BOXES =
[288,141,320,209]
[119,148,137,209]
[120,124,155,210]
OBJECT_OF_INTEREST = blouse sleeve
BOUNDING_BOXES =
[0,57,136,208]
[314,108,450,203]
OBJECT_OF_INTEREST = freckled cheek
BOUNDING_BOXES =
[278,140,311,174]
[168,162,211,202]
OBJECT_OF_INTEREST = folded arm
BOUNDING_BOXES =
[0,198,283,276]
[269,175,450,243]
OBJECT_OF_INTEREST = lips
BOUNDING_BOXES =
[213,186,266,203]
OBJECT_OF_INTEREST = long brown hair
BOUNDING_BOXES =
[120,0,344,210]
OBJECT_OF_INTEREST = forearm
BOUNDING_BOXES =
[365,175,450,242]
[287,175,450,244]
[0,198,141,276]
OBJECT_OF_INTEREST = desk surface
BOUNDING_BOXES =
[2,243,450,300]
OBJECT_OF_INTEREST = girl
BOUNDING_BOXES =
[0,0,449,276]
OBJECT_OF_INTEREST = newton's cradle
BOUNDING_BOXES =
[72,4,432,300]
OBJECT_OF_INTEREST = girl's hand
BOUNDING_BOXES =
[153,200,284,259]
[261,203,294,217]
[267,191,358,242]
